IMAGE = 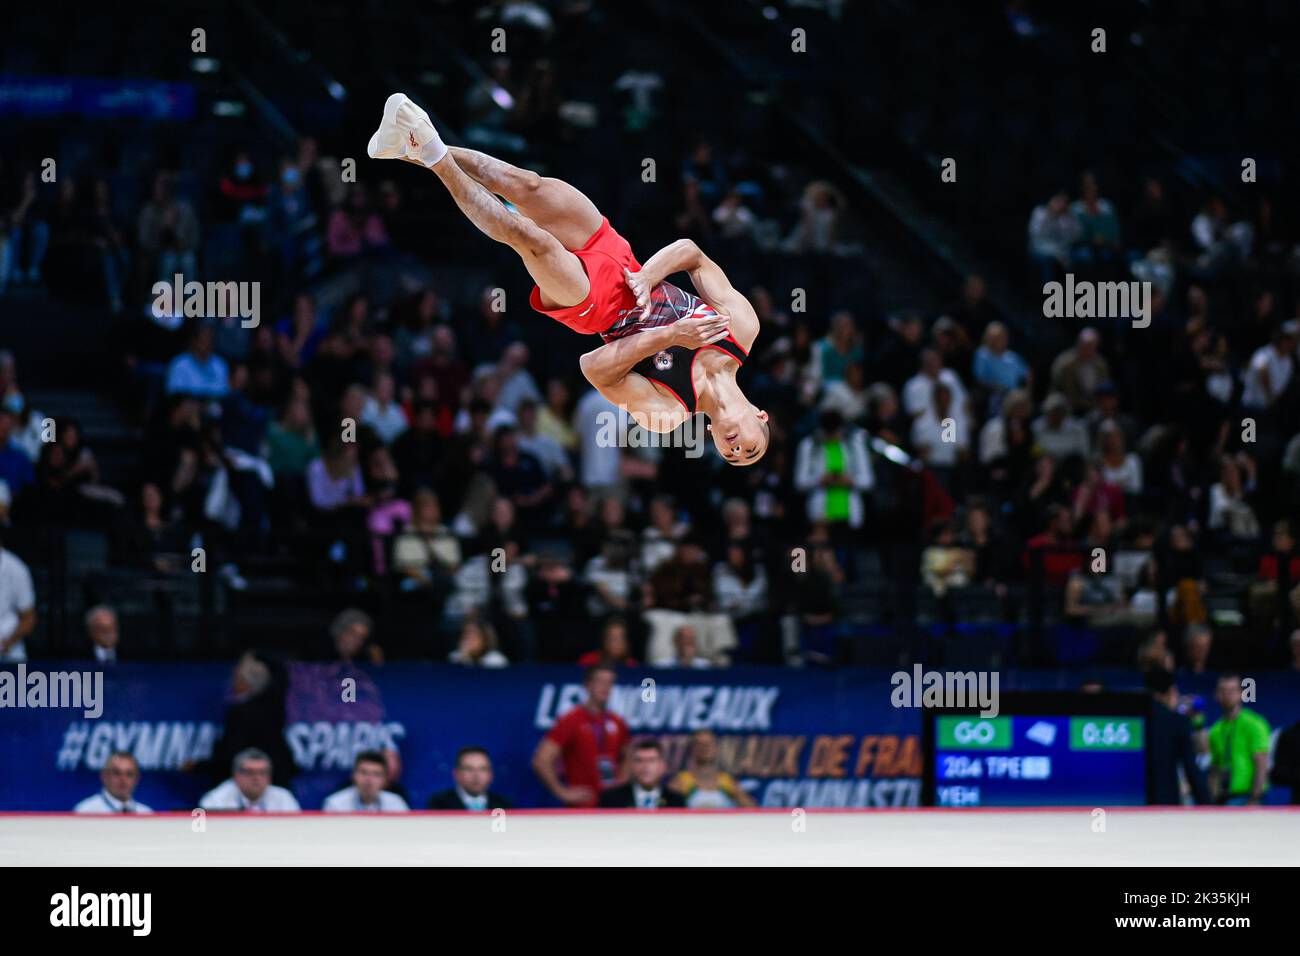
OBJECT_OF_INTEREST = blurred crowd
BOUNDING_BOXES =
[2,0,1300,682]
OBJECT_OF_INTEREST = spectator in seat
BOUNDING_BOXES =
[526,551,585,657]
[784,180,846,255]
[654,624,712,669]
[137,170,199,284]
[922,519,974,598]
[331,608,382,666]
[532,664,630,807]
[1070,171,1122,269]
[911,381,970,491]
[1022,504,1083,588]
[109,482,186,573]
[493,342,542,416]
[0,406,35,504]
[535,378,578,455]
[1027,189,1081,281]
[361,371,408,446]
[0,524,36,662]
[809,311,864,389]
[1072,462,1126,528]
[819,361,870,423]
[322,750,410,812]
[1097,423,1143,495]
[713,543,768,656]
[166,321,230,400]
[488,425,553,533]
[1248,519,1300,626]
[448,618,509,668]
[445,539,530,654]
[947,275,999,339]
[199,748,301,812]
[73,751,152,814]
[1049,327,1110,415]
[644,540,736,665]
[392,488,461,590]
[872,314,926,392]
[1032,393,1090,463]
[902,348,968,421]
[85,604,119,664]
[391,400,444,495]
[216,150,269,224]
[972,322,1030,413]
[1086,381,1138,450]
[364,446,410,575]
[1207,454,1260,543]
[787,532,845,666]
[794,410,874,531]
[1,168,48,289]
[671,730,756,808]
[428,746,513,810]
[583,531,636,618]
[1240,322,1297,412]
[864,383,909,450]
[932,316,974,380]
[640,493,689,573]
[1184,623,1214,675]
[84,178,129,315]
[577,617,638,668]
[516,398,571,482]
[1135,631,1176,673]
[327,186,389,260]
[598,739,686,809]
[275,293,328,370]
[1063,523,1136,629]
[265,391,320,480]
[306,435,367,516]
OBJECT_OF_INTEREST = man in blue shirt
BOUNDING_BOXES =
[0,407,34,501]
[165,320,230,399]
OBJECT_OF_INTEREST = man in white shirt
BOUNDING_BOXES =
[912,381,970,469]
[322,750,410,812]
[1241,323,1298,410]
[0,529,36,662]
[1033,393,1091,461]
[199,748,301,812]
[74,751,153,814]
[902,349,968,420]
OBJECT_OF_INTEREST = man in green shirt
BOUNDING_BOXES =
[1206,673,1272,804]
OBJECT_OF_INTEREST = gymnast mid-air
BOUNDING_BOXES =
[368,93,769,465]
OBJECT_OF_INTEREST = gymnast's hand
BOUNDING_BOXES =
[672,313,730,349]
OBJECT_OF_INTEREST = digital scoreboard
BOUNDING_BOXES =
[921,692,1149,806]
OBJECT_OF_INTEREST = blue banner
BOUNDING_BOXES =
[1,663,1297,810]
[0,76,196,119]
